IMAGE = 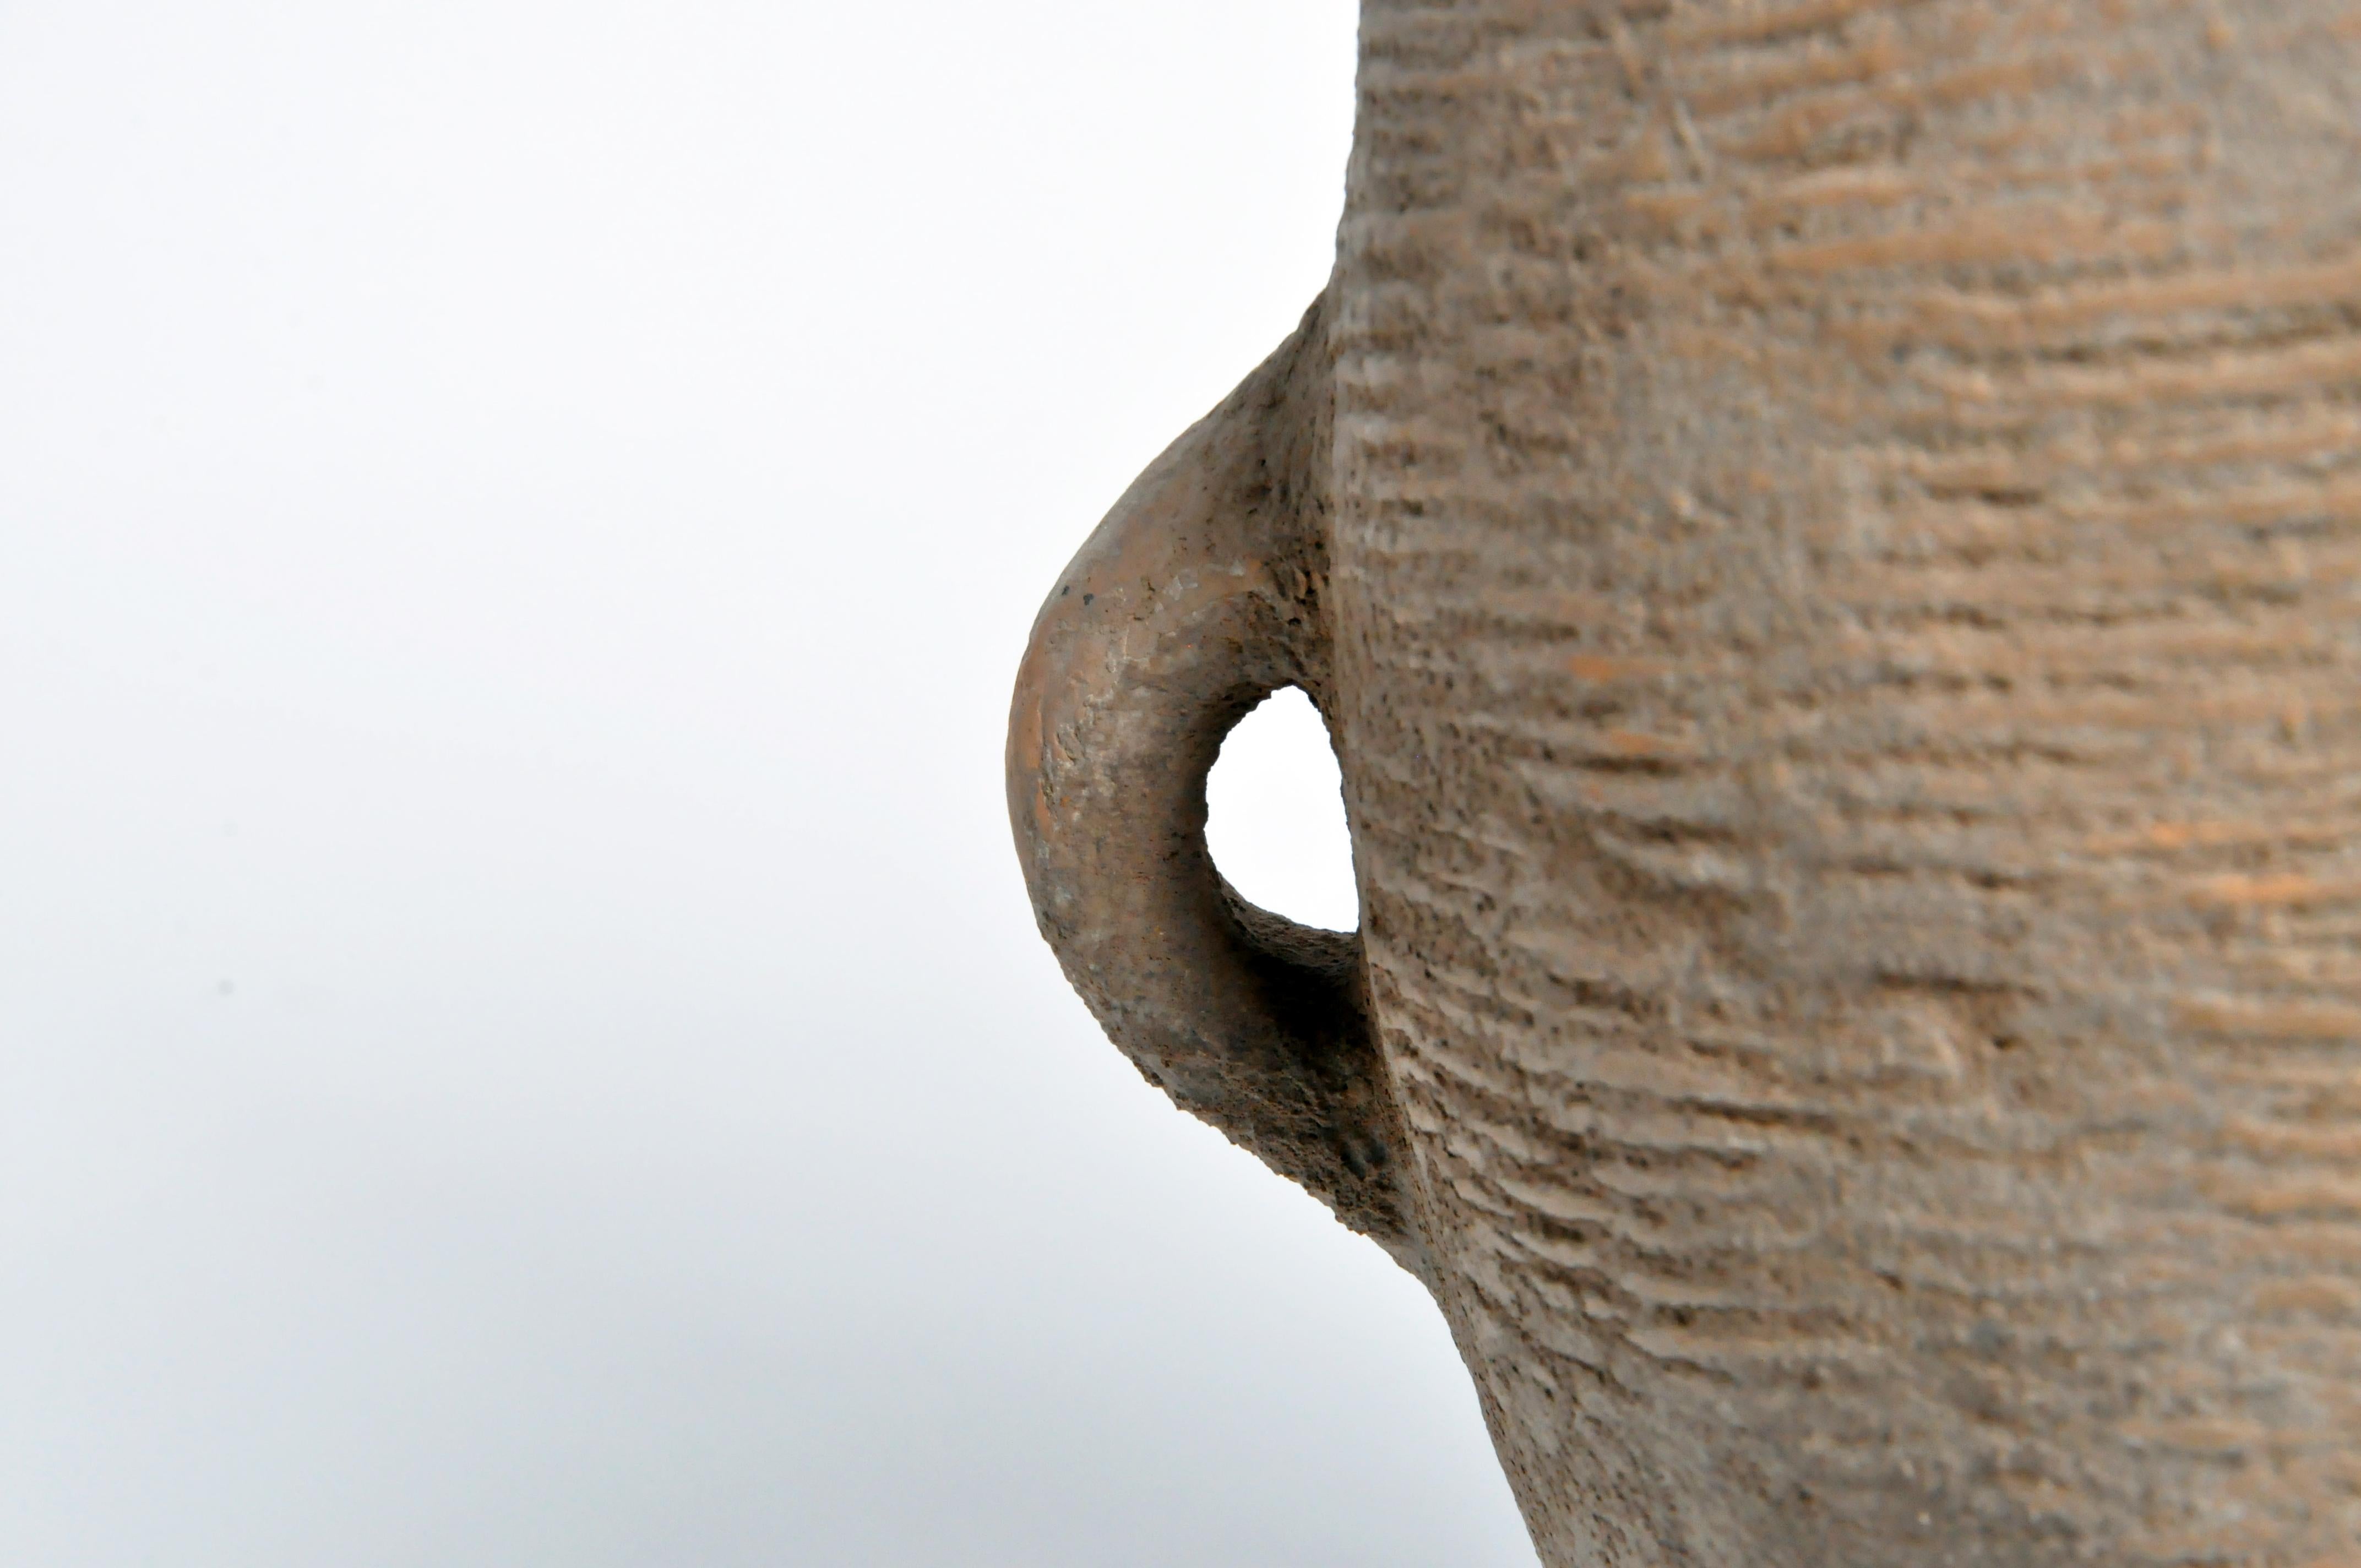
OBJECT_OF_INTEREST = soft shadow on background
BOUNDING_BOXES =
[0,3,1538,1564]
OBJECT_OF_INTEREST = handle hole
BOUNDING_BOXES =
[1205,686,1358,933]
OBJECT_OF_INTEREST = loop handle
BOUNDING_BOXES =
[1005,296,1417,1261]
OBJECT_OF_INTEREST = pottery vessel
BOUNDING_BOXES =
[1011,3,2361,1561]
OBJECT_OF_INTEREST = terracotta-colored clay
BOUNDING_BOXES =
[1011,4,2361,1561]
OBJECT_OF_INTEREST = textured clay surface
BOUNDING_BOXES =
[1014,3,2361,1562]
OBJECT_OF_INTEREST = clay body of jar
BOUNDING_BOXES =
[1012,4,2361,1562]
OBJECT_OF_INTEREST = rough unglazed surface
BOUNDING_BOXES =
[1016,2,2361,1562]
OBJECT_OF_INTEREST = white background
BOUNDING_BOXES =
[0,3,1538,1564]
